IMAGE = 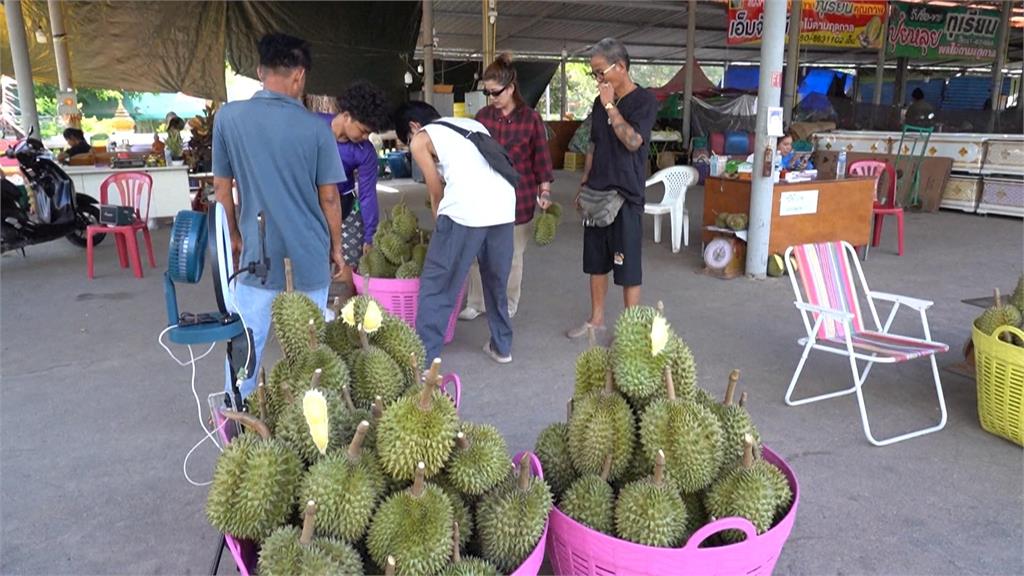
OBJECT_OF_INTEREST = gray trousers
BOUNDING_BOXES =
[416,215,514,363]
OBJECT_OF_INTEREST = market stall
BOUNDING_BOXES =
[63,164,191,220]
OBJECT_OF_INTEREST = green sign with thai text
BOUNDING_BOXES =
[887,1,1001,62]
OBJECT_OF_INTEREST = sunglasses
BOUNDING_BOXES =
[482,85,509,98]
[591,63,616,80]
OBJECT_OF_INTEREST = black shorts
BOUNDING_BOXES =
[341,192,355,220]
[583,201,642,286]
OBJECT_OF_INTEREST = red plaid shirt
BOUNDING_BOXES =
[476,105,554,224]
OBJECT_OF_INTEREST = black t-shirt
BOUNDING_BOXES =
[586,86,659,206]
[66,141,92,157]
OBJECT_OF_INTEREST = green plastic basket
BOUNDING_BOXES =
[972,324,1024,446]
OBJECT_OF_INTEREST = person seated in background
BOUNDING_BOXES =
[746,133,813,171]
[905,88,934,126]
[57,128,92,163]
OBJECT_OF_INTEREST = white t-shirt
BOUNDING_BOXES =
[422,118,515,228]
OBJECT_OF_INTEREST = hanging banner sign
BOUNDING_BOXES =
[886,2,1000,62]
[726,0,888,48]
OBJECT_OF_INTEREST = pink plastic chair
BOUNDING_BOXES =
[848,160,904,256]
[87,172,156,279]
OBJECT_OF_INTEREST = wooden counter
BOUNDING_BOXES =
[703,176,875,256]
[63,165,192,220]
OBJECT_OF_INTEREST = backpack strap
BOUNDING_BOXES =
[432,120,472,138]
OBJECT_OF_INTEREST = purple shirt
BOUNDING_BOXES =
[318,113,380,244]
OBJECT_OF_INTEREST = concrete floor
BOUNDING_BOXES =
[2,170,1022,575]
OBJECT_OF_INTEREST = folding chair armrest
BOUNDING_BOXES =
[794,301,855,320]
[869,291,933,311]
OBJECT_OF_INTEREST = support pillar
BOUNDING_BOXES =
[987,0,1011,131]
[559,48,567,119]
[4,0,40,136]
[873,3,890,106]
[746,0,787,278]
[47,0,72,91]
[782,0,802,126]
[894,57,908,109]
[681,0,696,148]
[422,0,434,106]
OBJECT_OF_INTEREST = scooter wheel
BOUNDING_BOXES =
[66,203,104,248]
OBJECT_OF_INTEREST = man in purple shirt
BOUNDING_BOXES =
[317,81,390,284]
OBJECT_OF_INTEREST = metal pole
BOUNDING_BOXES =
[894,57,908,109]
[746,0,786,279]
[4,0,40,137]
[482,0,495,67]
[681,0,696,148]
[559,49,567,119]
[422,0,434,106]
[782,0,802,126]
[990,0,1011,113]
[47,0,72,91]
[873,3,890,106]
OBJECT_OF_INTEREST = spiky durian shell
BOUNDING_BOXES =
[393,210,419,242]
[546,202,563,222]
[611,306,681,404]
[568,390,635,482]
[639,399,723,493]
[395,259,422,279]
[272,292,325,361]
[378,232,412,265]
[614,476,688,547]
[446,423,509,497]
[352,344,406,408]
[573,346,610,399]
[373,315,427,387]
[366,247,398,278]
[315,538,366,575]
[324,318,358,364]
[275,391,349,464]
[611,445,653,493]
[335,404,377,452]
[291,345,350,396]
[264,361,299,429]
[476,472,553,572]
[704,459,792,542]
[258,526,364,576]
[367,484,454,576]
[436,482,474,549]
[412,242,429,268]
[711,402,762,465]
[377,390,458,480]
[560,474,615,534]
[533,212,557,246]
[533,422,577,500]
[975,300,1023,336]
[1012,274,1024,311]
[682,490,707,538]
[300,451,385,542]
[206,434,302,541]
[439,556,500,576]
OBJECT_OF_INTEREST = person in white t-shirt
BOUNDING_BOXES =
[392,101,516,365]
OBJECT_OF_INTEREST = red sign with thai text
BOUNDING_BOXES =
[727,0,888,49]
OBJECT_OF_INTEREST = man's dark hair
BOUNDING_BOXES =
[258,33,312,72]
[591,37,630,71]
[338,81,391,133]
[911,87,925,101]
[392,101,440,144]
[167,116,185,131]
[63,127,84,141]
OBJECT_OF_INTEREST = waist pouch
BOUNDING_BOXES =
[579,185,624,228]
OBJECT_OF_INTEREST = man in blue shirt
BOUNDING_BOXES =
[213,33,346,398]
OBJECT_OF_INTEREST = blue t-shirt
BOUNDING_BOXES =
[213,90,345,291]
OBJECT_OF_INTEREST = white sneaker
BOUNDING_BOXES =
[458,306,482,321]
[483,341,512,364]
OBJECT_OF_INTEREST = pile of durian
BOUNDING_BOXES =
[206,263,552,575]
[713,212,749,232]
[360,203,430,279]
[974,275,1024,348]
[535,304,793,548]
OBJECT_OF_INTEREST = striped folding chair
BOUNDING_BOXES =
[784,241,948,446]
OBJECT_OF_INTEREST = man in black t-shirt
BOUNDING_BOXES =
[57,128,92,164]
[567,37,659,339]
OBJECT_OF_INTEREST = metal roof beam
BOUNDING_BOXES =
[496,2,563,43]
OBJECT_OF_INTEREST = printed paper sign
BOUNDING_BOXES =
[779,190,819,216]
[886,1,999,62]
[727,0,887,48]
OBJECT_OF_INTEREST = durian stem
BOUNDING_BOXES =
[256,368,267,422]
[587,325,596,348]
[419,359,442,410]
[331,296,342,316]
[656,300,665,315]
[517,453,532,491]
[452,521,462,563]
[307,319,318,350]
[739,391,748,408]
[347,421,370,460]
[309,368,322,390]
[742,434,755,469]
[361,272,370,295]
[654,450,666,487]
[299,500,317,546]
[411,462,426,498]
[566,398,574,422]
[280,378,295,404]
[664,365,676,402]
[994,288,1002,308]
[284,258,294,293]
[600,454,613,482]
[341,384,355,411]
[455,431,470,451]
[603,369,614,396]
[358,324,370,350]
[372,396,385,420]
[222,410,271,439]
[725,369,740,406]
[384,556,396,576]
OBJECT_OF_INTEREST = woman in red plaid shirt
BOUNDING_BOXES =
[459,54,555,321]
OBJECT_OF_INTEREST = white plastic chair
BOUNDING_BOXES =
[644,165,697,253]
[784,241,948,446]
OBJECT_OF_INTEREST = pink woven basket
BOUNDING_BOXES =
[547,445,800,576]
[509,451,549,576]
[352,272,464,344]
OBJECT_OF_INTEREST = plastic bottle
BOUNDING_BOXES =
[710,152,720,176]
[836,151,847,180]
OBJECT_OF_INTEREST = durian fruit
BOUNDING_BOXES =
[560,454,615,534]
[767,253,787,277]
[440,521,500,576]
[392,204,419,242]
[682,490,707,538]
[377,359,459,480]
[272,258,326,361]
[568,371,635,483]
[611,442,653,493]
[614,450,688,547]
[445,423,509,496]
[611,303,695,406]
[335,384,376,449]
[325,297,358,362]
[244,367,271,426]
[436,481,474,549]
[292,319,351,395]
[704,435,792,543]
[396,259,423,279]
[477,453,553,572]
[367,462,455,576]
[574,326,611,399]
[546,201,563,222]
[376,319,427,389]
[726,213,749,231]
[351,324,406,408]
[206,412,302,541]
[975,289,1023,340]
[533,403,577,500]
[265,361,299,429]
[411,232,429,268]
[378,232,412,266]
[714,212,730,228]
[711,370,762,465]
[300,421,385,543]
[365,246,398,278]
[639,366,724,494]
[1011,274,1024,312]
[533,211,558,246]
[275,373,348,464]
[258,500,364,576]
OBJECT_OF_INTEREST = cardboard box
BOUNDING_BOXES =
[564,152,585,171]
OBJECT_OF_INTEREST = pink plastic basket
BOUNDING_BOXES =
[509,451,549,576]
[352,272,464,344]
[546,445,800,576]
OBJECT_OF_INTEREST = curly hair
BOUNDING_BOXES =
[338,81,391,133]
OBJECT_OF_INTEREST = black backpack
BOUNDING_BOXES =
[432,121,521,188]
